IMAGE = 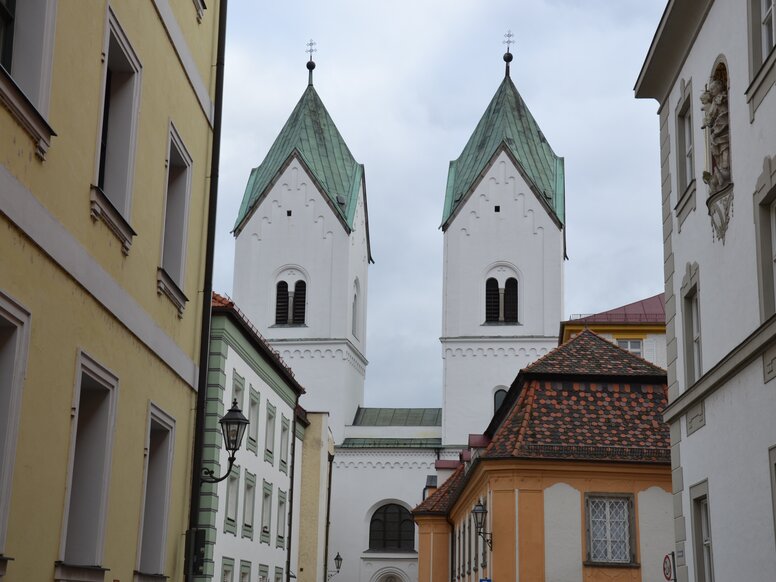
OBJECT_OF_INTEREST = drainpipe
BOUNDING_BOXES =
[322,452,334,582]
[285,403,299,582]
[186,0,228,579]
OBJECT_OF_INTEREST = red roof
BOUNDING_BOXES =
[414,464,466,515]
[569,293,665,324]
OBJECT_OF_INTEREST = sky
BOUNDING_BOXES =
[214,0,667,408]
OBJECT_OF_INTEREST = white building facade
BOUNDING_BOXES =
[636,1,776,580]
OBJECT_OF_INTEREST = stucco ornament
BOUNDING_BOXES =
[700,65,734,243]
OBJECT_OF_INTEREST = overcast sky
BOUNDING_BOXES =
[214,0,667,408]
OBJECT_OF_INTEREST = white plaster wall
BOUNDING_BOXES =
[343,424,442,440]
[442,151,564,339]
[212,344,297,580]
[543,483,582,582]
[290,432,304,579]
[665,1,775,384]
[441,337,555,445]
[637,486,673,581]
[677,359,776,582]
[346,184,370,355]
[329,448,438,582]
[594,332,667,368]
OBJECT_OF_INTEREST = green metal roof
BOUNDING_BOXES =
[441,75,565,229]
[352,407,442,427]
[339,438,442,449]
[234,84,364,234]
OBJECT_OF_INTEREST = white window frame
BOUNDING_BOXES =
[276,489,286,547]
[264,403,276,463]
[136,403,175,576]
[0,291,31,554]
[0,0,56,158]
[247,387,259,454]
[616,338,643,357]
[260,481,272,544]
[279,415,289,473]
[690,481,714,582]
[585,494,636,565]
[681,263,702,388]
[224,465,240,535]
[89,6,142,255]
[242,471,256,539]
[59,351,119,567]
[157,122,193,314]
[763,0,775,57]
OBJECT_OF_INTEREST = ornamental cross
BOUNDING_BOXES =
[305,39,317,59]
[503,30,515,51]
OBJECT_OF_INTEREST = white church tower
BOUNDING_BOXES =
[232,57,372,442]
[441,48,566,445]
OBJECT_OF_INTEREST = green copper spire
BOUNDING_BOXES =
[233,62,363,235]
[441,65,565,230]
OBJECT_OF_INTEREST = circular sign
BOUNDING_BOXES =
[663,554,673,580]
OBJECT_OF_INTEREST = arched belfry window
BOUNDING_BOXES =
[484,276,519,324]
[369,504,415,551]
[293,281,306,324]
[275,282,289,324]
[485,278,499,322]
[494,388,508,413]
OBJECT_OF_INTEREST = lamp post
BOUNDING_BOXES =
[201,399,249,483]
[327,553,342,580]
[471,501,493,550]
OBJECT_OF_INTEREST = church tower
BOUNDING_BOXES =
[232,56,372,442]
[441,49,565,445]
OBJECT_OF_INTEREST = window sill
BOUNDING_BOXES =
[54,562,108,582]
[133,572,168,582]
[270,323,308,328]
[0,65,56,159]
[157,268,188,316]
[361,550,418,557]
[674,179,696,230]
[746,45,776,121]
[90,185,136,255]
[481,321,521,326]
[0,555,12,577]
[583,560,640,569]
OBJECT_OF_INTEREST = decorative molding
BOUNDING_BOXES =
[156,268,188,316]
[443,345,548,359]
[334,459,435,470]
[762,342,776,383]
[705,184,733,243]
[0,164,198,389]
[685,401,705,435]
[0,67,56,158]
[90,185,137,255]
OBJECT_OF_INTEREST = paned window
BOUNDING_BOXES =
[369,503,414,551]
[224,466,239,535]
[242,472,255,539]
[265,403,276,463]
[764,0,775,56]
[221,558,234,582]
[691,481,714,582]
[677,95,694,192]
[616,339,643,357]
[239,561,251,582]
[682,263,702,387]
[279,416,290,473]
[247,388,259,454]
[276,490,286,547]
[585,495,635,565]
[275,282,289,324]
[260,481,272,544]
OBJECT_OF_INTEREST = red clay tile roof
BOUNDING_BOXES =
[524,329,666,378]
[569,293,665,324]
[211,292,305,396]
[413,464,466,515]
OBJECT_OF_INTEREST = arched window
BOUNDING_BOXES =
[485,278,499,322]
[504,278,518,322]
[275,282,289,324]
[494,389,507,413]
[292,281,306,324]
[352,292,359,338]
[369,504,414,551]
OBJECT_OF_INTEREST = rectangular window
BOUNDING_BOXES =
[261,481,272,544]
[247,387,259,454]
[239,560,251,582]
[279,415,290,473]
[62,353,118,566]
[242,471,256,539]
[682,269,702,387]
[690,481,714,582]
[90,9,142,252]
[763,0,775,56]
[0,291,30,553]
[224,466,239,535]
[585,494,636,565]
[265,403,276,463]
[277,489,287,548]
[221,557,235,582]
[259,564,269,582]
[157,124,192,312]
[616,339,643,357]
[677,96,695,193]
[138,405,175,575]
[275,566,284,582]
[232,371,245,411]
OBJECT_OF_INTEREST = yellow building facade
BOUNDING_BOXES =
[415,332,674,582]
[0,1,220,580]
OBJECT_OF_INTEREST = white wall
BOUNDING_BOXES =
[544,483,582,582]
[441,151,564,445]
[637,486,673,581]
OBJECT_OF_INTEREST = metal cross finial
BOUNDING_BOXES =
[503,30,515,52]
[305,39,317,60]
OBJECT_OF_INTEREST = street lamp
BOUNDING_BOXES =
[327,553,343,580]
[201,399,249,483]
[471,501,493,550]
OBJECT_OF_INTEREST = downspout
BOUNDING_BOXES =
[285,402,299,582]
[186,0,228,579]
[322,452,334,582]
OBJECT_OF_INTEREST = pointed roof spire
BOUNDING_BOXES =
[503,30,515,77]
[305,38,317,86]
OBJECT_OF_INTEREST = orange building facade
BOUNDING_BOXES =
[415,331,674,582]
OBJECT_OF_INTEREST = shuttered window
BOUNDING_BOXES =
[275,282,288,324]
[293,281,306,324]
[504,278,518,322]
[485,278,499,322]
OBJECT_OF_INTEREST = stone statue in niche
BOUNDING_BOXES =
[700,77,731,193]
